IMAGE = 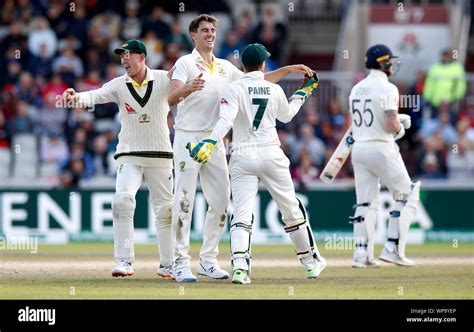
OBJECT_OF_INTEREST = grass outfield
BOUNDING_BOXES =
[0,242,472,299]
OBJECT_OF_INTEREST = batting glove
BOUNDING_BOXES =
[394,125,406,140]
[398,114,411,130]
[289,71,319,103]
[186,137,217,164]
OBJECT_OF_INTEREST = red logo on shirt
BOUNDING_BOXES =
[196,64,206,72]
[220,98,229,105]
[125,103,137,114]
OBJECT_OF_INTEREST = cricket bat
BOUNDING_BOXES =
[319,127,354,184]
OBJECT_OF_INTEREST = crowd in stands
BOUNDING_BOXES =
[0,0,472,188]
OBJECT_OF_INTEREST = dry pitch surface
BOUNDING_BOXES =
[1,243,472,299]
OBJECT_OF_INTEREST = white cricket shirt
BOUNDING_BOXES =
[211,71,302,151]
[76,66,173,168]
[171,48,243,131]
[349,69,400,143]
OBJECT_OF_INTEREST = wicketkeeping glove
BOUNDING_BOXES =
[186,137,217,164]
[289,71,319,103]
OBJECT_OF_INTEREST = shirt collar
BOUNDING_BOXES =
[243,71,265,79]
[192,48,218,66]
[124,66,154,89]
[368,69,389,82]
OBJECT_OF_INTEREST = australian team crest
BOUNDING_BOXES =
[217,66,227,77]
[139,113,150,123]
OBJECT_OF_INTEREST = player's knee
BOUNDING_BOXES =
[392,181,420,218]
[112,193,136,219]
[282,197,308,229]
[207,196,229,216]
[406,181,420,209]
[154,201,173,222]
[178,190,191,213]
[230,214,253,234]
[369,194,379,212]
[350,203,371,223]
[230,222,252,234]
[283,219,306,231]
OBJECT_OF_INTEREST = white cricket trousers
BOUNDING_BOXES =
[229,146,322,272]
[230,146,304,230]
[172,130,230,268]
[113,163,174,266]
[351,141,412,202]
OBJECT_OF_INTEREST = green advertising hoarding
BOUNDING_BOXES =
[0,188,473,243]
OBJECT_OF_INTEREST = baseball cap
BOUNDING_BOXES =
[365,44,397,69]
[114,39,147,56]
[241,43,271,67]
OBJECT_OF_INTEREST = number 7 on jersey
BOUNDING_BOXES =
[252,98,268,131]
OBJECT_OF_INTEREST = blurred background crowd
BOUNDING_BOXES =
[0,0,473,189]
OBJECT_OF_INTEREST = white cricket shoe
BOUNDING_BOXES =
[156,264,175,280]
[112,260,134,277]
[379,246,415,267]
[197,261,229,280]
[352,259,381,268]
[352,249,380,268]
[306,256,327,278]
[174,267,197,283]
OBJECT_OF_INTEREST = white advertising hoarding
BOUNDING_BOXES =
[368,25,450,83]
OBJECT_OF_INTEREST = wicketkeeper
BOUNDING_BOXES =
[187,43,327,284]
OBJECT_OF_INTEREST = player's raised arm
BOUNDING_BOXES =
[168,55,206,107]
[264,64,314,83]
[277,72,319,123]
[211,87,239,141]
[62,80,118,108]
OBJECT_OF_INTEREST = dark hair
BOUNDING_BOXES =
[243,64,261,72]
[189,14,218,33]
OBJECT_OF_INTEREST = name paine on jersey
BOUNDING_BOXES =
[220,86,271,106]
[248,86,271,95]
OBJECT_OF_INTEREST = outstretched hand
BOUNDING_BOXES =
[62,88,78,102]
[286,64,314,78]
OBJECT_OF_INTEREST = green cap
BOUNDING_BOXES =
[241,43,271,67]
[114,39,147,56]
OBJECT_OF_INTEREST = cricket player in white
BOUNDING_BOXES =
[168,14,315,282]
[63,39,175,278]
[187,43,327,284]
[349,44,420,268]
